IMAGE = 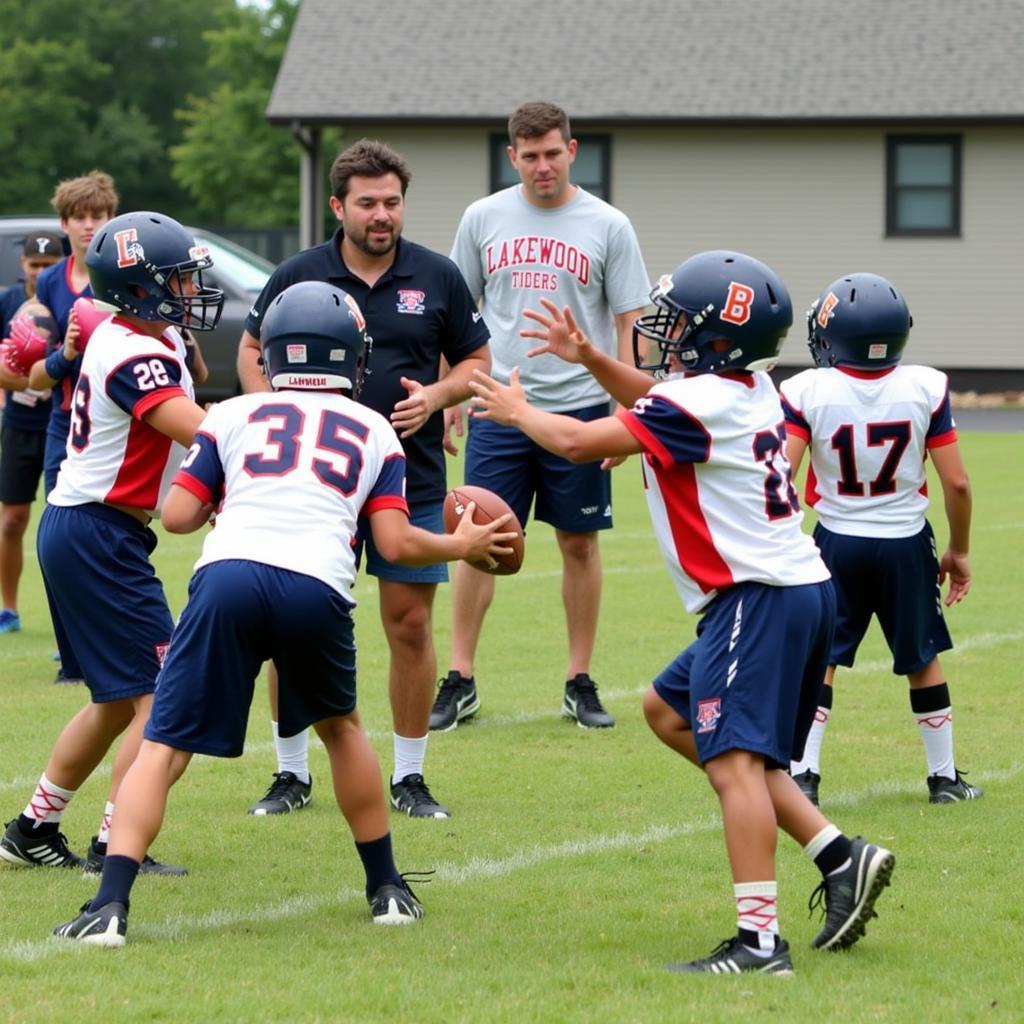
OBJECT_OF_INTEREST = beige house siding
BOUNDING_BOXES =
[331,123,1024,369]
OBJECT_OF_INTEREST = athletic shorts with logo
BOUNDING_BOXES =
[653,579,836,768]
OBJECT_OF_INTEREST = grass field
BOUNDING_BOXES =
[0,432,1021,1023]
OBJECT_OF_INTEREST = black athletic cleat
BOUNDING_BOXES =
[668,935,794,975]
[368,879,425,925]
[53,900,128,947]
[390,773,450,819]
[809,836,895,950]
[791,770,821,806]
[562,674,615,729]
[53,667,84,685]
[429,672,480,731]
[247,771,312,816]
[928,769,983,804]
[84,836,188,876]
[0,818,85,869]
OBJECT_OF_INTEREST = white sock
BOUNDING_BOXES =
[791,704,830,775]
[97,800,115,844]
[392,733,428,785]
[802,824,841,862]
[915,706,955,780]
[22,773,76,826]
[735,881,779,954]
[272,721,310,783]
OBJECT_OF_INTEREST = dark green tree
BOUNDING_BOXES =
[0,0,241,217]
[171,0,305,227]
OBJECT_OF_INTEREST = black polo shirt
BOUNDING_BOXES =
[246,231,489,504]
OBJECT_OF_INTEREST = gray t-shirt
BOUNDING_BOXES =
[450,185,650,411]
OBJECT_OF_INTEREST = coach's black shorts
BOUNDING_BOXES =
[813,522,953,675]
[0,425,46,505]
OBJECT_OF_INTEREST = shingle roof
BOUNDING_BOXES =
[268,0,1024,123]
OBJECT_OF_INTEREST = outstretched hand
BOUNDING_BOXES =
[520,298,593,364]
[468,367,528,427]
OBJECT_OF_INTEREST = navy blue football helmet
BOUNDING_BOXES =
[260,281,370,395]
[807,273,912,368]
[86,212,224,331]
[634,251,792,375]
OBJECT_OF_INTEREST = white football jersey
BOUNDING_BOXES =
[174,390,409,600]
[780,364,956,538]
[619,371,829,613]
[48,318,194,515]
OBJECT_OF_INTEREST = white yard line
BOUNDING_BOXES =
[2,629,1021,793]
[2,762,1018,963]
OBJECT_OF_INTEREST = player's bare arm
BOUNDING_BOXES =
[142,395,208,448]
[929,440,972,605]
[469,366,642,464]
[162,483,217,534]
[237,329,272,394]
[521,299,652,408]
[368,504,515,567]
[391,346,491,439]
[784,433,809,478]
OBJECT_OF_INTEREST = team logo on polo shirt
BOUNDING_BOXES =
[396,289,426,315]
[696,697,721,734]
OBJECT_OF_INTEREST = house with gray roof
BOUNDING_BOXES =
[267,0,1024,381]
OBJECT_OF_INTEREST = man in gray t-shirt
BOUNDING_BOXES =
[431,101,650,733]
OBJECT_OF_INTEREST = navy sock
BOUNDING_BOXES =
[91,854,141,911]
[814,834,853,876]
[355,833,402,896]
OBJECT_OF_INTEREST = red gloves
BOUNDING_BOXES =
[71,297,111,354]
[0,313,50,376]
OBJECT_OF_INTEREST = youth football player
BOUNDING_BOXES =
[467,252,895,974]
[53,280,515,946]
[0,210,221,876]
[782,273,979,806]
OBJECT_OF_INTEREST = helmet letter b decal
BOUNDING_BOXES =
[720,282,755,325]
[114,228,140,268]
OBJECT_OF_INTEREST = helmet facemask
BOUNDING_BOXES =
[140,247,224,332]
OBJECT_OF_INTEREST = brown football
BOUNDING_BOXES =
[443,485,524,576]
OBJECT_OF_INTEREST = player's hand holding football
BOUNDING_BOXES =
[450,500,518,570]
[939,548,971,606]
[468,367,527,427]
[520,298,594,364]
